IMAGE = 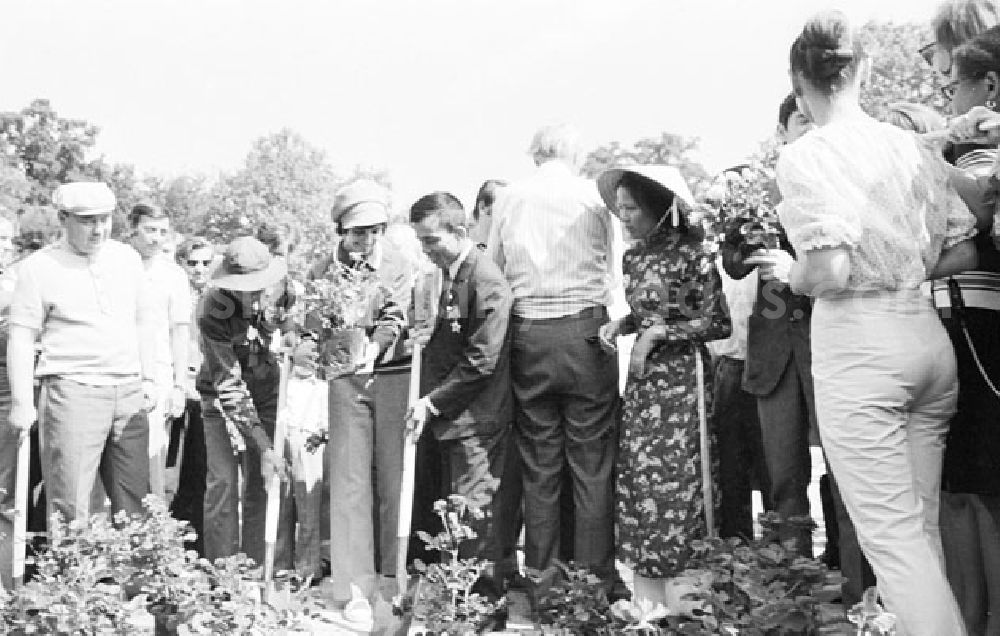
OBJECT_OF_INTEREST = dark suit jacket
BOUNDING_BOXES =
[421,246,514,441]
[720,217,812,397]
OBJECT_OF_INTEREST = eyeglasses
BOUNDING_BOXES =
[941,79,961,100]
[920,42,952,75]
[186,259,212,267]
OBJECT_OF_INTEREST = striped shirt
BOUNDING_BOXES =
[489,160,618,319]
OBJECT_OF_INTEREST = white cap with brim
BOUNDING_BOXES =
[331,179,391,228]
[339,201,390,229]
[210,236,288,292]
[52,182,117,216]
[596,165,695,218]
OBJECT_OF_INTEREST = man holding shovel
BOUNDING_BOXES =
[406,192,514,598]
[198,236,292,569]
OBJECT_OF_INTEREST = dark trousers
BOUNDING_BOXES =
[168,399,206,555]
[438,426,510,564]
[492,427,524,577]
[757,351,815,555]
[409,431,443,566]
[202,359,294,570]
[712,355,772,540]
[512,307,619,573]
[756,349,873,605]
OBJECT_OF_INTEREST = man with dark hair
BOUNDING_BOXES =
[130,203,191,501]
[257,222,297,258]
[166,236,216,554]
[407,191,513,596]
[471,179,507,248]
[310,179,410,612]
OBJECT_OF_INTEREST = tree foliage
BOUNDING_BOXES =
[582,131,712,196]
[858,21,948,120]
[202,128,340,243]
[0,99,102,208]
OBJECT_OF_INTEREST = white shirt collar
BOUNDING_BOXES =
[536,159,576,178]
[448,241,474,280]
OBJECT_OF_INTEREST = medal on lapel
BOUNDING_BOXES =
[445,289,461,333]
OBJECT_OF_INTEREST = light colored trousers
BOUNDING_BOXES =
[328,370,406,602]
[811,291,965,636]
[39,377,150,523]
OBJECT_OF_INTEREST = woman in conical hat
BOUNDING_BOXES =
[597,165,729,606]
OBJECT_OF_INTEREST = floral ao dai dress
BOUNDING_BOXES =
[615,225,730,578]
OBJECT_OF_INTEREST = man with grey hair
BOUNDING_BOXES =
[7,182,157,523]
[488,123,620,584]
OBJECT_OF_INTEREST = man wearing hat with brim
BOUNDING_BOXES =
[307,178,410,610]
[7,181,158,526]
[197,236,294,570]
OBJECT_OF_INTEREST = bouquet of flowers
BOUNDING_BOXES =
[297,261,385,370]
[298,262,382,331]
[702,146,782,253]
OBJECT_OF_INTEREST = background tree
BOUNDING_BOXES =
[0,99,102,208]
[202,128,341,243]
[582,131,712,196]
[858,21,947,120]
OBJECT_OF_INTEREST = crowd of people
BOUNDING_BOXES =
[4,2,1000,635]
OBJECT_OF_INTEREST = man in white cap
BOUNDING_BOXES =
[198,236,293,569]
[307,178,410,609]
[7,181,157,522]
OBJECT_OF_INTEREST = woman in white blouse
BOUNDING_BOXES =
[772,11,979,636]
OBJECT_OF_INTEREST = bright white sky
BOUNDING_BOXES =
[1,0,944,212]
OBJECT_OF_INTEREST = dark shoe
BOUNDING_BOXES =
[604,574,632,604]
[819,548,841,570]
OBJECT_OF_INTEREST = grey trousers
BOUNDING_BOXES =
[327,369,407,601]
[39,377,149,523]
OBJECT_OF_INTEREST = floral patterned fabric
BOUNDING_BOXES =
[616,226,730,578]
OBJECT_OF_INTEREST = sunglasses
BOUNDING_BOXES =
[186,259,212,267]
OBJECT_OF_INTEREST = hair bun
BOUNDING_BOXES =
[804,45,855,80]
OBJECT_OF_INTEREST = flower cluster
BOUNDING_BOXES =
[0,496,322,635]
[298,260,382,331]
[405,494,502,633]
[847,587,898,635]
[700,148,781,251]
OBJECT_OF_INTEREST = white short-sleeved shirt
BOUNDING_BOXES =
[777,116,977,292]
[143,255,191,379]
[10,239,152,383]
